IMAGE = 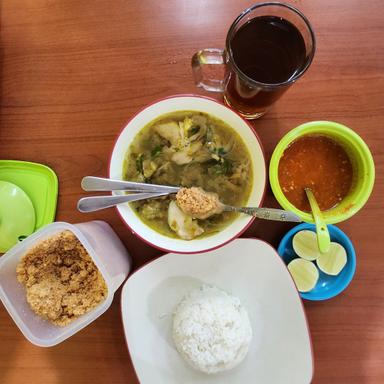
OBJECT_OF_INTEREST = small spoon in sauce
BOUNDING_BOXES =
[304,188,331,253]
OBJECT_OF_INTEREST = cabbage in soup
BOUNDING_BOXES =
[123,111,253,239]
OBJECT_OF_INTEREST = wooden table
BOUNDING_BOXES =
[1,0,383,383]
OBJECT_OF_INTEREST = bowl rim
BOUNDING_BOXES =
[109,94,267,254]
[120,237,314,382]
[269,120,375,224]
[277,223,356,300]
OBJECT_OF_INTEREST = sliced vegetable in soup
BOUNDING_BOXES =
[123,111,253,239]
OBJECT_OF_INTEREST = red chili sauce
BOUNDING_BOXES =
[278,135,353,212]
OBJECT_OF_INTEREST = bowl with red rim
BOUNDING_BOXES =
[109,95,266,253]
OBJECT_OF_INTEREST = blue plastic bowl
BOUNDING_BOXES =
[278,223,356,300]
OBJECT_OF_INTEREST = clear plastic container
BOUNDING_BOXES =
[0,221,131,347]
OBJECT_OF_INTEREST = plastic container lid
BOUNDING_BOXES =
[0,181,36,252]
[0,160,58,231]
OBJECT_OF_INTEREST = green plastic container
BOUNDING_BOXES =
[0,160,58,252]
[269,121,375,224]
[0,181,36,253]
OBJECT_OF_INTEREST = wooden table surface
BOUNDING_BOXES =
[1,0,383,383]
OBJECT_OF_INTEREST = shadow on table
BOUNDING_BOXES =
[47,291,138,384]
[305,291,382,383]
[0,304,22,384]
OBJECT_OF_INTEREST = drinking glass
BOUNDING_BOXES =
[192,2,316,119]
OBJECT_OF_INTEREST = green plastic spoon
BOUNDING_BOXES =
[304,188,331,254]
[0,181,36,253]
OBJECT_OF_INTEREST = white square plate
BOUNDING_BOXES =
[121,238,313,383]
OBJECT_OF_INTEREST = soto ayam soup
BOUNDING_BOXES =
[123,111,253,240]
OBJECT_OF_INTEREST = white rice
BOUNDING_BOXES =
[172,285,253,374]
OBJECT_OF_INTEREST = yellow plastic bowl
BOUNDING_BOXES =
[269,121,375,224]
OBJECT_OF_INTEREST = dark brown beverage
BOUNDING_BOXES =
[224,16,308,117]
[192,3,315,119]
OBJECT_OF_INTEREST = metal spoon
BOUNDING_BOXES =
[78,192,301,222]
[77,192,169,212]
[81,176,180,193]
[222,205,302,222]
[305,188,331,253]
[80,177,301,221]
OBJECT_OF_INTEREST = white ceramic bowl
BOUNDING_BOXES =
[121,238,313,384]
[110,95,266,253]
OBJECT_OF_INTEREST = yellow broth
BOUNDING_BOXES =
[123,111,253,239]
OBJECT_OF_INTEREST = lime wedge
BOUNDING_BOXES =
[288,258,319,292]
[317,242,347,275]
[292,230,321,261]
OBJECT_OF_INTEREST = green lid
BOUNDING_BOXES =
[0,181,36,252]
[0,160,58,252]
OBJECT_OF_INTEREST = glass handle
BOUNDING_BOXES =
[191,48,225,92]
